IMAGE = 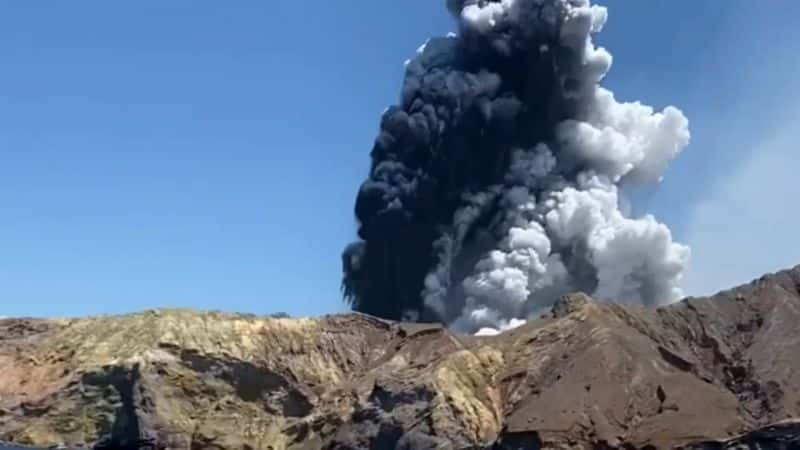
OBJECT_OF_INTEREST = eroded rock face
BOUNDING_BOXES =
[1,266,800,449]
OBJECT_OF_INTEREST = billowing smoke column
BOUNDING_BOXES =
[342,0,690,334]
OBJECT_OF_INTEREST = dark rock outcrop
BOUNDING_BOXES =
[1,266,799,449]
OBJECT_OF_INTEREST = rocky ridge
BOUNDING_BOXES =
[1,266,799,449]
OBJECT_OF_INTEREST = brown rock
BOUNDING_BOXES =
[0,266,799,449]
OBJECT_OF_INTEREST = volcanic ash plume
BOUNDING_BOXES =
[342,0,690,334]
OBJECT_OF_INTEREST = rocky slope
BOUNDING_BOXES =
[1,266,800,449]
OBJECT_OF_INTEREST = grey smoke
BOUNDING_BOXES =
[343,0,690,335]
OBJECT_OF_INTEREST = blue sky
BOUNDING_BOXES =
[1,2,798,318]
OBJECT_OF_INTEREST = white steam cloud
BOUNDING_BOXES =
[343,0,691,333]
[431,0,691,334]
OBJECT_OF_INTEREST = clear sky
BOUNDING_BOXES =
[1,2,798,318]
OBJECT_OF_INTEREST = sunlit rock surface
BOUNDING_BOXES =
[1,266,799,449]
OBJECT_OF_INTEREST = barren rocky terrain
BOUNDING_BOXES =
[1,266,800,449]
